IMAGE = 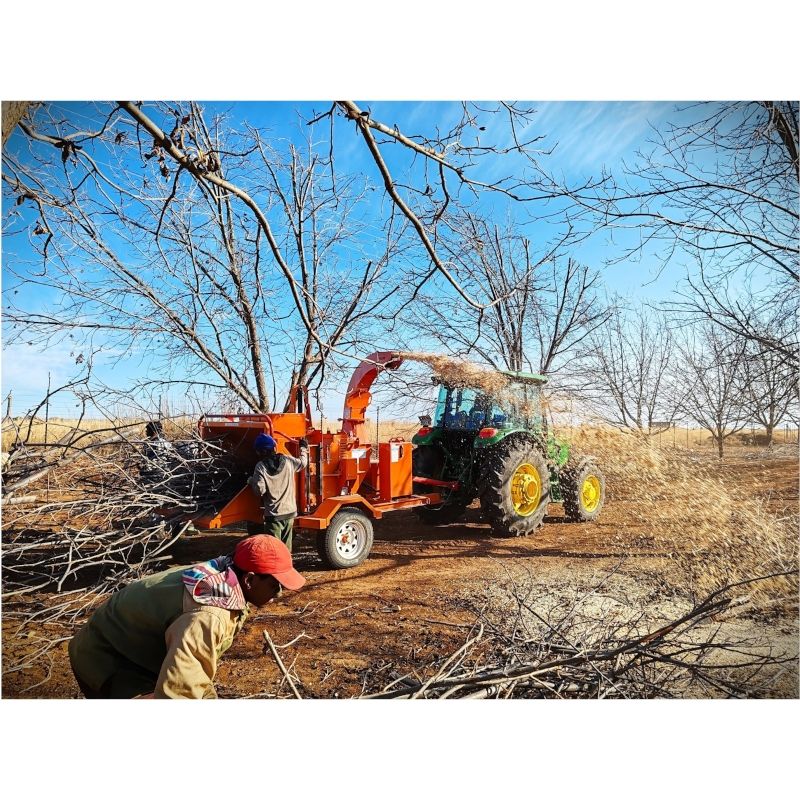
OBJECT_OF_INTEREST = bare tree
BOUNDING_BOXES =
[676,323,749,457]
[404,214,608,382]
[586,304,678,434]
[572,102,799,366]
[737,342,798,445]
[2,102,401,412]
[2,101,33,145]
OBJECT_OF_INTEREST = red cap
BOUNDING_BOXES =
[233,535,306,591]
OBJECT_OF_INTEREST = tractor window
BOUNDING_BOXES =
[432,380,544,431]
[434,387,494,430]
[504,382,542,428]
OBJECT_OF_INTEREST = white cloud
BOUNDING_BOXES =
[551,102,671,172]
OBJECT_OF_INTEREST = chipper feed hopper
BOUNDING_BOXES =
[193,352,441,569]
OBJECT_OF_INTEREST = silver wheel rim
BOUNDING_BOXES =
[335,518,366,558]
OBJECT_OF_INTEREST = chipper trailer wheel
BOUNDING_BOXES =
[316,508,374,569]
[481,440,551,536]
[562,461,606,522]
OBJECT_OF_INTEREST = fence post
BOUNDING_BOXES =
[4,391,11,420]
[45,373,51,445]
[45,373,52,500]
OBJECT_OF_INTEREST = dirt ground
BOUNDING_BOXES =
[2,451,798,699]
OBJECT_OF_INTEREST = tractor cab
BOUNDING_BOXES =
[416,370,549,445]
[431,373,547,433]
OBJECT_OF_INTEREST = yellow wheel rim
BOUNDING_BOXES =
[510,463,542,516]
[581,475,601,512]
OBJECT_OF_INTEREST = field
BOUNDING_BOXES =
[2,435,797,699]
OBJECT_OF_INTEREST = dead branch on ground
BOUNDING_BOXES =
[362,572,798,699]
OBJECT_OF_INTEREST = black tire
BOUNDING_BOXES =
[481,440,551,537]
[562,461,606,522]
[316,508,374,569]
[413,501,469,525]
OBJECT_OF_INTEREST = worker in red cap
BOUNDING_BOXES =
[68,535,305,699]
[248,433,309,551]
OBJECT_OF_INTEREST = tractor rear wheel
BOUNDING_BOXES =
[316,508,374,569]
[562,461,606,522]
[481,441,550,536]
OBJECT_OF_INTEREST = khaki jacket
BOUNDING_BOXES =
[69,565,248,699]
[155,592,248,698]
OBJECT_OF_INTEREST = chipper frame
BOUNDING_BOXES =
[193,352,440,569]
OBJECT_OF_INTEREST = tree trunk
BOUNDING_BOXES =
[765,424,774,446]
[2,101,32,145]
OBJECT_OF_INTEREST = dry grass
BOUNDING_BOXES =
[2,418,110,451]
[1,416,203,452]
[310,417,419,442]
[569,426,798,608]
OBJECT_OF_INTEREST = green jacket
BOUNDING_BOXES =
[69,565,249,698]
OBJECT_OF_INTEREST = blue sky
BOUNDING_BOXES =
[1,100,706,417]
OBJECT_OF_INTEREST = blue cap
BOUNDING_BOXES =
[254,433,277,451]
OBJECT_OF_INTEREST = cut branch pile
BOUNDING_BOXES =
[363,573,797,699]
[1,425,241,680]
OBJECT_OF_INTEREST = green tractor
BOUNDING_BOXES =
[411,371,605,535]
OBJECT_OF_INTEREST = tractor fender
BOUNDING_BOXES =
[475,428,546,451]
[498,430,551,459]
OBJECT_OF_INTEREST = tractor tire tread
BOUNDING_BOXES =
[562,461,606,522]
[480,440,551,537]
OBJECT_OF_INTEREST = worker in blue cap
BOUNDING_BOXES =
[247,433,309,551]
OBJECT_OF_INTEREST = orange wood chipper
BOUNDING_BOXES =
[193,352,440,568]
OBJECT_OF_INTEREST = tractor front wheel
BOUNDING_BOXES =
[481,441,551,536]
[316,508,374,569]
[562,461,606,522]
